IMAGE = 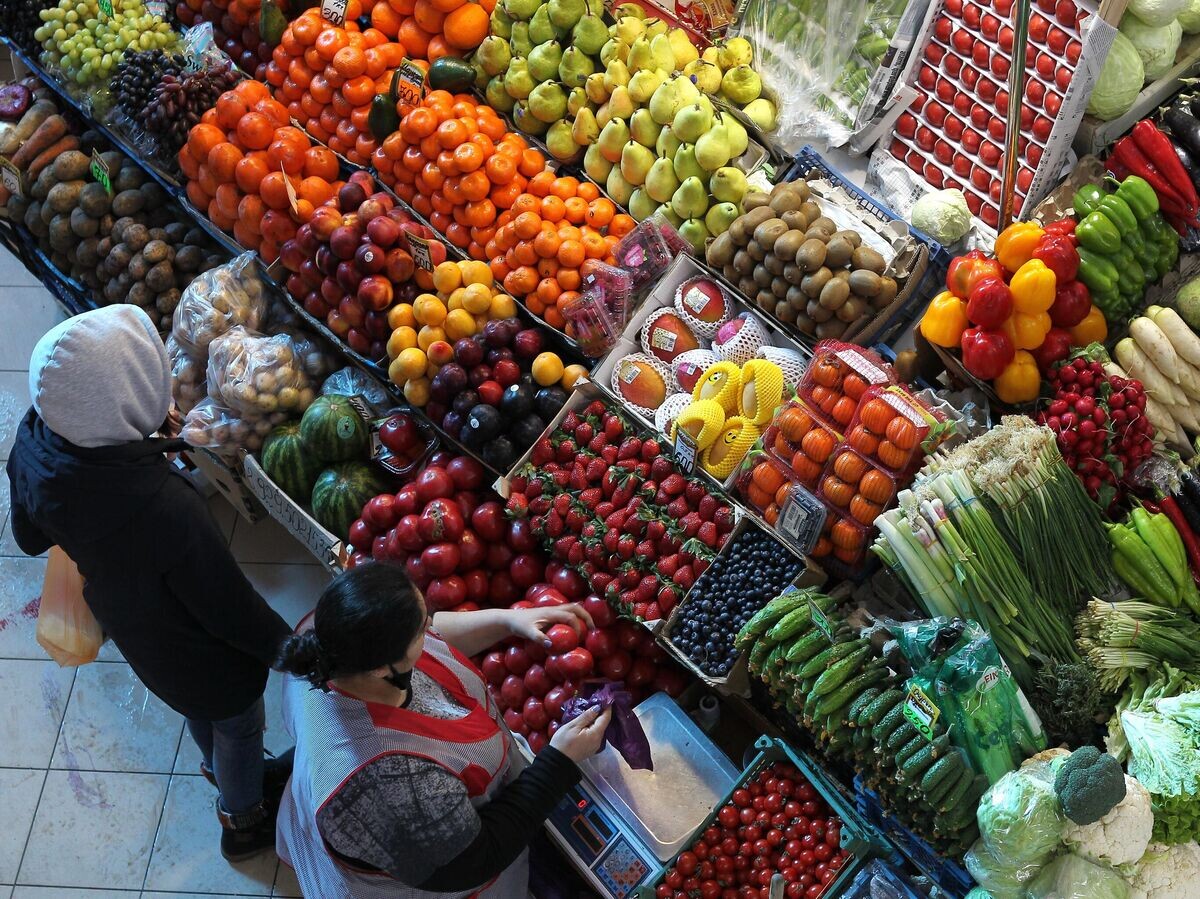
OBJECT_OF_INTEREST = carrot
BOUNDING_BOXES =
[26,135,79,179]
[10,115,68,169]
[0,100,57,156]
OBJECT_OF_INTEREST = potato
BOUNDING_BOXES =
[47,181,83,214]
[145,261,175,292]
[127,281,154,307]
[111,189,145,217]
[113,166,144,194]
[128,252,149,281]
[53,151,91,182]
[125,224,150,252]
[48,215,74,252]
[174,245,204,273]
[143,239,170,265]
[69,207,98,238]
[78,182,111,218]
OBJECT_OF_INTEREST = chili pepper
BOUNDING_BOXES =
[919,290,969,347]
[966,276,1013,328]
[1076,210,1123,254]
[1010,258,1057,313]
[1113,175,1160,220]
[1005,310,1052,350]
[1032,234,1079,282]
[961,326,1015,379]
[1131,119,1200,213]
[992,350,1040,405]
[1108,521,1178,607]
[945,251,1004,299]
[1157,495,1200,590]
[1072,184,1105,217]
[1111,138,1195,219]
[1113,550,1169,605]
[1031,327,1072,373]
[1044,218,1077,241]
[1107,157,1132,181]
[1097,195,1138,235]
[1068,304,1107,345]
[1132,507,1189,597]
[994,222,1044,273]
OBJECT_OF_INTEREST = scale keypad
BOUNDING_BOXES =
[596,838,649,898]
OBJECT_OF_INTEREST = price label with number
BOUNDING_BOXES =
[902,684,940,742]
[776,485,826,554]
[147,0,166,16]
[90,150,113,196]
[98,0,113,17]
[809,599,833,642]
[673,428,698,474]
[320,0,348,25]
[395,60,425,108]
[0,157,21,196]
[406,233,434,271]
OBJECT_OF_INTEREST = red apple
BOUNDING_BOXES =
[321,276,343,305]
[385,247,415,283]
[355,242,387,274]
[278,240,304,274]
[358,275,393,311]
[338,296,365,329]
[327,309,351,338]
[329,226,360,260]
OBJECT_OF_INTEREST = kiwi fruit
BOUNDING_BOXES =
[894,350,919,383]
[763,254,786,276]
[796,238,828,273]
[723,264,739,282]
[802,267,833,298]
[775,300,798,325]
[752,265,772,289]
[729,217,752,247]
[806,222,835,241]
[816,318,848,339]
[838,296,868,323]
[783,263,803,284]
[824,235,854,269]
[739,276,758,297]
[852,246,886,273]
[756,289,776,311]
[753,218,789,251]
[733,249,757,274]
[774,229,806,262]
[747,242,767,262]
[807,299,833,323]
[786,285,807,310]
[875,276,899,307]
[742,190,771,211]
[772,276,790,299]
[707,231,736,267]
[798,201,822,223]
[833,229,862,248]
[819,278,851,310]
[848,269,882,297]
[770,189,806,215]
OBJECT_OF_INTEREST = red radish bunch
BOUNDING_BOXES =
[506,399,737,622]
[480,584,686,754]
[347,451,548,612]
[1037,355,1153,506]
[654,762,849,899]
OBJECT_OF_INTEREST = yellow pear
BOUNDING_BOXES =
[668,28,699,69]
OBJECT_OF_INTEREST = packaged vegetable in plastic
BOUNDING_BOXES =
[1026,853,1131,899]
[975,766,1066,872]
[560,682,653,771]
[167,334,206,414]
[276,326,337,381]
[172,252,267,357]
[964,839,1035,899]
[206,327,315,419]
[321,367,391,418]
[180,398,286,456]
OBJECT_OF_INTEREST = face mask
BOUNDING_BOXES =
[383,665,413,692]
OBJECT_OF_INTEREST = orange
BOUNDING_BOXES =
[528,170,555,196]
[268,138,306,175]
[316,28,349,61]
[255,98,291,127]
[609,214,636,236]
[237,194,267,231]
[563,196,587,224]
[443,1,488,49]
[342,74,375,106]
[207,142,243,183]
[585,197,614,229]
[292,14,321,45]
[576,181,599,202]
[236,112,275,150]
[429,0,465,10]
[557,239,584,269]
[215,92,249,129]
[259,171,294,211]
[398,18,432,58]
[532,229,560,259]
[304,146,340,181]
[298,176,334,206]
[412,0,446,31]
[426,34,453,61]
[459,170,491,202]
[437,118,468,149]
[513,211,542,240]
[332,45,366,78]
[187,123,225,164]
[215,182,242,220]
[453,141,483,173]
[369,2,402,36]
[234,79,270,105]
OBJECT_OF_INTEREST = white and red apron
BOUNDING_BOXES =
[277,621,526,899]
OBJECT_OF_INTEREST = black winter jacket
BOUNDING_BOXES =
[6,410,292,720]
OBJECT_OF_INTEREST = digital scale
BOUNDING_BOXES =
[545,782,658,898]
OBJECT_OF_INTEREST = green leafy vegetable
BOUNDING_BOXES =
[1087,31,1145,121]
[976,767,1066,870]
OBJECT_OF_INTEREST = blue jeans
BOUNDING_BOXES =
[185,697,265,816]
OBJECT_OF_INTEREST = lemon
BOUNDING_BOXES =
[432,261,462,294]
[462,282,493,314]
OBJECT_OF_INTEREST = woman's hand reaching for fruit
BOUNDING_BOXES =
[505,604,594,648]
[433,603,593,657]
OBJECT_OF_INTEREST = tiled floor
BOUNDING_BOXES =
[0,248,327,897]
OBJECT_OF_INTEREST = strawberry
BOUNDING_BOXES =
[645,519,666,542]
[644,602,662,621]
[641,438,661,461]
[509,473,528,493]
[561,411,581,433]
[595,501,615,519]
[531,439,554,465]
[654,487,672,507]
[601,445,619,464]
[666,496,689,519]
[566,507,587,532]
[698,494,718,521]
[658,554,680,577]
[525,478,544,499]
[529,496,551,515]
[714,506,735,532]
[602,529,620,552]
[588,433,608,454]
[585,400,607,418]
[553,494,572,516]
[604,508,628,531]
[672,565,696,590]
[551,470,570,488]
[618,535,636,559]
[587,543,607,566]
[580,487,602,509]
[680,512,702,538]
[638,574,659,598]
[592,571,614,592]
[658,533,682,555]
[621,567,641,588]
[545,511,564,537]
[632,602,649,620]
[698,520,719,547]
[685,481,706,506]
[556,439,577,464]
[568,466,587,490]
[657,586,678,615]
[505,494,528,518]
[603,413,624,441]
[661,473,686,496]
[574,422,594,446]
[636,539,656,558]
[553,535,576,558]
[585,458,608,482]
[650,457,674,483]
[618,437,643,460]
[622,515,644,537]
[568,542,585,566]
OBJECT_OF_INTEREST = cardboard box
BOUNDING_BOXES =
[183,448,259,523]
[240,453,348,572]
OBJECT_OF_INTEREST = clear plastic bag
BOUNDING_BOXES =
[206,327,315,419]
[1026,853,1130,899]
[321,367,391,417]
[180,398,286,456]
[277,326,338,381]
[172,253,267,357]
[976,768,1066,873]
[166,334,207,415]
[964,839,1036,899]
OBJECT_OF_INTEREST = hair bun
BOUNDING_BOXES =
[277,631,332,687]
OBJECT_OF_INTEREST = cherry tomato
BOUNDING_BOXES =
[666,870,684,888]
[787,884,805,898]
[797,784,817,801]
[718,805,739,828]
[733,788,752,807]
[802,801,821,816]
[785,801,802,817]
[766,829,784,847]
[657,885,672,898]
[798,850,815,868]
[693,841,709,860]
[765,793,783,812]
[740,808,756,825]
[700,880,721,899]
[677,852,698,876]
[814,844,833,862]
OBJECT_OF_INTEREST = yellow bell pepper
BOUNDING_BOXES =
[1009,259,1057,314]
[919,290,968,348]
[1003,311,1052,350]
[1068,304,1108,346]
[994,350,1040,405]
[994,222,1045,273]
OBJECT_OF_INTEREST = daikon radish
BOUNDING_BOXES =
[1151,306,1200,367]
[1131,316,1182,384]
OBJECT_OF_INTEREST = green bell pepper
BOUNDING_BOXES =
[1114,175,1160,221]
[1119,257,1146,295]
[1122,225,1147,256]
[1073,184,1105,218]
[1077,211,1123,254]
[1097,195,1137,236]
[1090,287,1123,319]
[1076,246,1120,294]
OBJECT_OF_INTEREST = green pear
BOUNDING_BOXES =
[629,108,661,146]
[649,34,676,72]
[548,0,584,29]
[585,0,604,16]
[585,72,610,104]
[546,119,580,162]
[527,41,563,82]
[475,36,512,77]
[621,140,655,186]
[607,166,634,205]
[683,59,722,94]
[613,16,645,44]
[490,6,514,38]
[475,64,489,91]
[649,75,700,124]
[597,117,630,163]
[503,0,539,22]
[584,142,613,182]
[717,111,748,157]
[572,15,608,55]
[668,28,699,69]
[717,36,753,69]
[559,45,595,86]
[607,85,635,120]
[629,188,660,222]
[504,58,535,100]
[742,98,777,131]
[659,206,684,228]
[673,143,705,182]
[656,128,682,158]
[628,67,667,104]
[705,201,739,236]
[510,22,533,57]
[567,87,589,116]
[603,59,630,92]
[679,217,710,252]
[486,76,516,113]
[513,101,549,135]
[529,5,557,44]
[695,123,732,171]
[572,107,599,145]
[671,100,712,142]
[643,17,668,37]
[645,156,679,203]
[529,81,568,123]
[720,65,762,104]
[600,38,628,67]
[627,35,654,73]
[671,176,709,220]
[709,166,747,203]
[614,2,644,18]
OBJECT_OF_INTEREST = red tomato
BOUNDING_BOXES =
[394,514,424,552]
[415,466,454,503]
[507,519,538,552]
[584,629,615,659]
[545,623,580,653]
[424,575,466,610]
[348,518,375,550]
[543,684,572,720]
[504,644,531,675]
[599,649,632,680]
[499,674,528,709]
[446,456,485,490]
[581,595,614,628]
[457,529,485,569]
[510,553,545,588]
[420,543,460,577]
[523,664,551,697]
[522,696,549,731]
[481,652,506,686]
[362,495,398,530]
[558,647,594,679]
[462,569,489,603]
[470,501,506,542]
[485,542,513,571]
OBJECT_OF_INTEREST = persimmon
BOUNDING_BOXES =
[236,112,275,150]
[315,28,349,61]
[443,1,487,49]
[215,92,249,129]
[259,171,294,211]
[187,123,225,164]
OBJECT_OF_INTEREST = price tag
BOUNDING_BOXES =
[0,156,21,196]
[97,0,113,17]
[673,427,698,474]
[320,0,348,26]
[902,684,940,742]
[395,59,425,108]
[147,0,166,16]
[406,232,434,271]
[809,599,833,642]
[281,163,299,213]
[90,149,113,196]
[776,485,826,554]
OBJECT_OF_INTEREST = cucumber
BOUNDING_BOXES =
[848,687,883,726]
[895,734,926,769]
[764,600,820,644]
[798,638,864,680]
[785,628,830,664]
[817,667,889,718]
[898,733,949,784]
[921,751,967,802]
[748,637,773,674]
[737,589,813,645]
[863,689,903,726]
[763,642,789,673]
[936,766,978,811]
[811,644,873,698]
[873,703,908,745]
[885,720,919,752]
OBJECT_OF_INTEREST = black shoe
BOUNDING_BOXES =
[218,801,278,862]
[200,748,295,794]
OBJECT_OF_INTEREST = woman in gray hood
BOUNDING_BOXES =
[6,305,293,861]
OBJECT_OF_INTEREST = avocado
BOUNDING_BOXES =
[428,56,477,92]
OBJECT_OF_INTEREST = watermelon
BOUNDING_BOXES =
[300,395,369,463]
[261,422,324,504]
[312,462,386,541]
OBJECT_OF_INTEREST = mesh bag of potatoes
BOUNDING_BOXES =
[172,252,267,358]
[166,334,207,415]
[180,398,288,457]
[206,327,316,419]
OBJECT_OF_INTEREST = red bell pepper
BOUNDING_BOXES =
[1048,279,1091,328]
[1032,235,1079,282]
[966,276,1014,328]
[1031,327,1073,373]
[1131,119,1200,214]
[946,251,1004,300]
[1043,218,1077,242]
[961,326,1016,380]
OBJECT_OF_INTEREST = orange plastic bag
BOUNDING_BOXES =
[36,546,102,667]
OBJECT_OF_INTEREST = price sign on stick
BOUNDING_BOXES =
[673,428,698,474]
[395,60,425,108]
[406,233,434,271]
[98,0,113,17]
[90,150,112,196]
[0,157,21,196]
[320,0,347,26]
[903,684,940,741]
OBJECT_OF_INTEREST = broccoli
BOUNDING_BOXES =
[1054,745,1128,825]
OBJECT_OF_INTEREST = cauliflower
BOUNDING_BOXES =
[1063,774,1153,868]
[1128,842,1200,898]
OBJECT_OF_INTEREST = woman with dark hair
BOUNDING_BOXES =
[276,561,612,897]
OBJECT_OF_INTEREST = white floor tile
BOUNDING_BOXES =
[240,564,329,629]
[19,770,168,890]
[272,861,301,897]
[52,662,184,774]
[13,888,138,898]
[175,671,291,775]
[0,371,31,461]
[0,769,45,883]
[0,288,66,370]
[141,893,268,898]
[143,776,276,896]
[0,247,44,288]
[0,556,48,659]
[230,514,317,566]
[0,659,74,767]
